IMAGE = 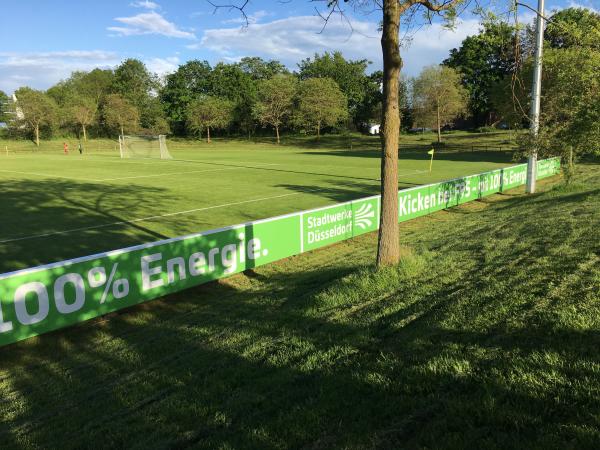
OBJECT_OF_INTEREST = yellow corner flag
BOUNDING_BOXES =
[428,148,435,173]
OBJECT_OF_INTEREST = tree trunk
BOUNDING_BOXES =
[317,122,321,140]
[376,0,402,267]
[207,126,211,144]
[120,125,124,137]
[82,124,87,142]
[436,104,442,143]
[35,124,40,147]
[275,125,280,145]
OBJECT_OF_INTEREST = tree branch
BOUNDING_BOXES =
[206,0,250,26]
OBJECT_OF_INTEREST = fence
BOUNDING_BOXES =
[0,158,561,347]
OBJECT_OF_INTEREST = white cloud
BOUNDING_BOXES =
[199,15,480,76]
[0,51,180,94]
[565,0,599,12]
[145,56,180,77]
[108,11,196,39]
[0,51,120,93]
[131,0,160,10]
[221,10,273,25]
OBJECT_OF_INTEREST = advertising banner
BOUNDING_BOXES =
[0,157,560,346]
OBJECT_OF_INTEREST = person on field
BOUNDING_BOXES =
[78,141,83,155]
[63,142,69,155]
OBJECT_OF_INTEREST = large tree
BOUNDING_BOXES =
[209,62,258,137]
[161,60,213,134]
[103,94,140,136]
[514,46,600,181]
[69,97,97,141]
[545,7,600,50]
[217,0,466,265]
[253,74,297,144]
[186,96,234,143]
[412,65,468,142]
[444,21,517,126]
[298,51,378,125]
[113,59,162,130]
[296,78,348,139]
[13,88,57,146]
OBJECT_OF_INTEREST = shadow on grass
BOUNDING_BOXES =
[1,164,599,448]
[300,149,517,165]
[0,179,171,272]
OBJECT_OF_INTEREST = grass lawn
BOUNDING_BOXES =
[0,132,517,273]
[0,153,598,448]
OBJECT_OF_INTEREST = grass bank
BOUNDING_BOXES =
[0,162,598,449]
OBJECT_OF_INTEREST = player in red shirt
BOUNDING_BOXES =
[63,142,69,155]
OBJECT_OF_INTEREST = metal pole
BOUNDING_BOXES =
[526,0,545,194]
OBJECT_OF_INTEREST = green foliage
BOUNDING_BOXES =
[161,60,213,133]
[444,21,517,126]
[296,77,348,138]
[13,87,58,144]
[1,145,595,448]
[545,7,600,50]
[186,96,234,141]
[0,90,9,124]
[253,74,298,142]
[298,51,379,125]
[102,94,140,135]
[238,56,288,80]
[412,66,468,141]
[112,59,163,130]
[69,97,97,140]
[512,46,600,180]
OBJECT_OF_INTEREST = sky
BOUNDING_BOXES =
[0,0,597,94]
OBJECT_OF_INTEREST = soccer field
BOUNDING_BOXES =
[0,136,515,273]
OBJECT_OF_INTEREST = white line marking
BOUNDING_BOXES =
[0,164,283,183]
[0,169,88,181]
[0,191,305,244]
[95,167,247,182]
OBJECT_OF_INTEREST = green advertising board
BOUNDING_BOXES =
[0,158,561,346]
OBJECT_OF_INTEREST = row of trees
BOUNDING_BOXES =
[4,55,465,145]
[187,75,348,144]
[2,53,383,144]
[2,7,597,151]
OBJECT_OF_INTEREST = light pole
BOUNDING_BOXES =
[525,0,545,194]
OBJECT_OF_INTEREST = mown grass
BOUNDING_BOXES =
[0,133,517,272]
[0,160,598,449]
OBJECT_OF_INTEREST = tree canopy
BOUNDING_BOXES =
[253,74,298,144]
[444,21,517,126]
[296,78,348,139]
[412,65,468,142]
[102,94,140,136]
[545,7,600,50]
[186,96,234,143]
[298,51,379,126]
[14,87,57,146]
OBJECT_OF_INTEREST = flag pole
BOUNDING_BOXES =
[428,148,435,173]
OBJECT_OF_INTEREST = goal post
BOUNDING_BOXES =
[119,135,172,160]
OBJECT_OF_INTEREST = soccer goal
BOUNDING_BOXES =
[119,135,172,160]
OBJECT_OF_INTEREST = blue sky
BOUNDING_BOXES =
[0,0,597,94]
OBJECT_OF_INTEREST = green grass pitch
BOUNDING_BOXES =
[0,132,517,273]
[0,154,597,449]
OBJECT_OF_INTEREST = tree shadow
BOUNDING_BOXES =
[0,179,171,272]
[0,163,597,448]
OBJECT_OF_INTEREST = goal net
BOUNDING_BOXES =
[119,135,172,160]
